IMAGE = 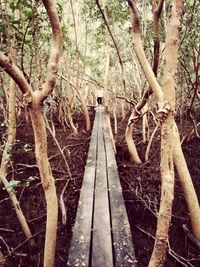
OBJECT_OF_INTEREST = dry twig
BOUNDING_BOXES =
[136,226,195,267]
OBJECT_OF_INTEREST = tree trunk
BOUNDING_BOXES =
[29,105,58,267]
[0,4,35,246]
[0,1,62,266]
[67,105,78,136]
[149,115,175,266]
[125,119,142,164]
[128,0,200,264]
[149,1,184,265]
[173,127,200,241]
[126,0,164,163]
[82,100,91,131]
[128,0,200,250]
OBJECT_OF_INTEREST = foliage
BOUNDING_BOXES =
[178,0,200,105]
[4,175,38,193]
[0,0,199,111]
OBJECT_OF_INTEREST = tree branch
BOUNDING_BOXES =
[96,0,126,91]
[0,52,31,94]
[40,0,62,101]
[157,0,165,17]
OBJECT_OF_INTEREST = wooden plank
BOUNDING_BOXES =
[67,110,99,267]
[91,107,114,267]
[67,107,136,267]
[103,114,137,267]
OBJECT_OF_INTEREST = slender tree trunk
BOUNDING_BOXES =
[0,79,16,180]
[125,122,142,163]
[128,0,200,264]
[142,105,148,143]
[0,1,62,266]
[126,0,164,163]
[103,50,110,109]
[128,0,200,248]
[149,1,184,265]
[69,0,91,132]
[128,0,163,102]
[0,77,34,245]
[67,105,78,135]
[173,127,200,241]
[113,106,117,140]
[145,123,159,162]
[0,3,35,246]
[29,106,58,267]
[96,0,126,93]
[82,100,91,131]
[149,116,175,266]
[125,89,153,163]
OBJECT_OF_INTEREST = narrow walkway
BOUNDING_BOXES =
[67,106,137,267]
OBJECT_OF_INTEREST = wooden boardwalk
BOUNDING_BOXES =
[67,106,137,267]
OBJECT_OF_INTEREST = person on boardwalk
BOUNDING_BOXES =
[97,88,104,105]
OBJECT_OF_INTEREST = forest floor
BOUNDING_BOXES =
[0,110,200,267]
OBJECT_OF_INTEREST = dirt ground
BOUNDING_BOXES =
[0,110,200,267]
[116,114,200,267]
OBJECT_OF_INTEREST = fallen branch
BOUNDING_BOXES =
[183,224,200,250]
[121,176,158,217]
[0,236,11,254]
[136,226,195,267]
[0,228,14,233]
[4,229,44,259]
[167,240,195,267]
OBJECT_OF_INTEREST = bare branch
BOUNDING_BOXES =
[96,0,126,91]
[0,52,31,94]
[157,0,165,17]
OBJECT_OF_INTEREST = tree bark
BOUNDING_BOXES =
[128,1,200,250]
[125,122,142,163]
[29,105,58,267]
[0,1,62,266]
[128,0,200,265]
[126,0,164,163]
[149,1,184,265]
[128,0,163,104]
[0,4,35,246]
[173,126,200,241]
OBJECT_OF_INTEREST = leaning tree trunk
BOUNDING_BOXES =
[0,3,35,246]
[125,0,164,163]
[128,0,200,265]
[29,1,62,265]
[0,77,35,246]
[0,1,62,266]
[173,128,200,241]
[125,121,142,163]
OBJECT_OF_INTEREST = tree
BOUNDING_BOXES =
[0,0,62,266]
[0,0,35,248]
[128,0,200,265]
